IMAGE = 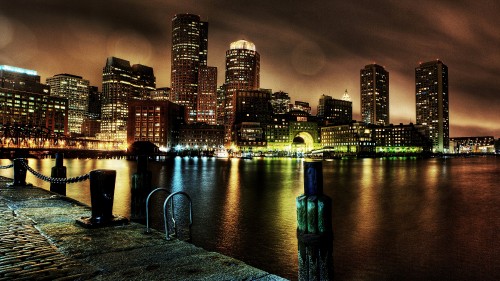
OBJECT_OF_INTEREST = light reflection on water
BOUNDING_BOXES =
[0,156,498,280]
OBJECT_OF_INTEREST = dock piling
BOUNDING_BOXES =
[296,159,333,280]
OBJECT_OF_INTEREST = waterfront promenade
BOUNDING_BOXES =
[0,176,286,281]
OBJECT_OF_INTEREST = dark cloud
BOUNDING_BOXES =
[1,0,499,137]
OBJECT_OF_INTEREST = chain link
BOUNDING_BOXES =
[17,158,90,184]
[0,163,14,169]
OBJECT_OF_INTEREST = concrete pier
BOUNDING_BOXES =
[0,176,287,281]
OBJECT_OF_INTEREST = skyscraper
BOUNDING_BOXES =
[100,57,155,142]
[415,60,449,153]
[46,74,89,135]
[197,66,217,125]
[171,13,208,123]
[222,39,260,144]
[360,64,389,125]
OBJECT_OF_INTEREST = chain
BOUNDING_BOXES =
[0,162,14,169]
[17,159,90,184]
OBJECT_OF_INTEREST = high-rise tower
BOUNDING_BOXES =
[415,60,449,153]
[100,57,155,142]
[222,40,260,144]
[171,14,208,123]
[197,66,217,125]
[360,64,389,125]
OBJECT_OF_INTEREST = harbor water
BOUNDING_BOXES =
[0,156,498,280]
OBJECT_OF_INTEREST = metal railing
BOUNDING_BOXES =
[145,188,193,241]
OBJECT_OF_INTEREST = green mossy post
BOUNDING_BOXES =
[50,152,67,195]
[297,159,333,281]
[131,154,152,222]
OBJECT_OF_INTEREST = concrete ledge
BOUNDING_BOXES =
[0,177,288,280]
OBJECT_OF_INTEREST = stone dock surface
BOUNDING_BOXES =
[0,176,287,281]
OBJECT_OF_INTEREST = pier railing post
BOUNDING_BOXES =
[297,159,333,281]
[50,152,67,195]
[131,154,152,222]
[76,169,128,228]
[7,158,32,187]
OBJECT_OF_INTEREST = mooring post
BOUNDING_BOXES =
[131,154,153,222]
[7,158,31,187]
[76,169,128,228]
[50,152,67,195]
[297,159,333,281]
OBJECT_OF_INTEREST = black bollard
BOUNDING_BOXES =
[76,169,128,228]
[296,159,333,281]
[7,158,32,187]
[50,153,67,195]
[130,154,153,222]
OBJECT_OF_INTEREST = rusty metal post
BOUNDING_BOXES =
[7,158,32,187]
[76,169,128,228]
[50,153,67,195]
[297,159,333,280]
[131,154,153,222]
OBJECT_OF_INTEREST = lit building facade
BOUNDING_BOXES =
[450,136,495,154]
[321,122,432,155]
[178,123,225,152]
[0,65,50,94]
[360,64,389,125]
[266,111,321,155]
[131,64,156,99]
[171,14,208,123]
[100,57,155,143]
[372,123,432,154]
[46,74,89,135]
[317,91,352,126]
[150,87,171,101]
[321,122,376,155]
[270,91,291,114]
[0,65,68,134]
[233,89,272,148]
[292,101,311,114]
[415,60,449,153]
[127,99,184,150]
[222,40,260,144]
[197,66,217,125]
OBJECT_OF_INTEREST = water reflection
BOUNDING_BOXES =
[220,158,241,249]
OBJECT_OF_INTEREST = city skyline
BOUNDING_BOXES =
[1,1,499,138]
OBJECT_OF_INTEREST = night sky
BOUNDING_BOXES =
[1,0,499,138]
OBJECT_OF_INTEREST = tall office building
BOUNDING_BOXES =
[171,13,208,123]
[415,60,449,153]
[222,39,260,144]
[100,57,155,142]
[131,64,156,99]
[360,64,389,125]
[197,66,217,125]
[46,74,89,134]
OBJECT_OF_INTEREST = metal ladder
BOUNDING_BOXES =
[145,188,193,241]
